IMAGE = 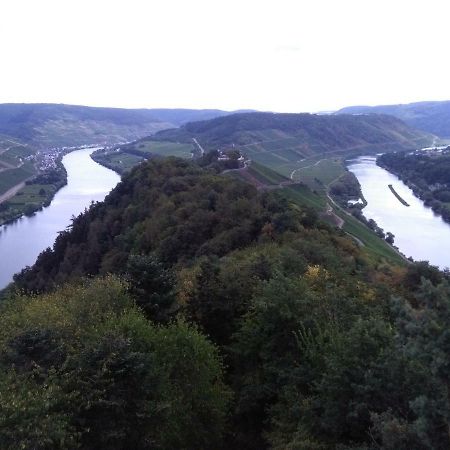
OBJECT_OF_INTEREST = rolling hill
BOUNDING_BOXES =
[337,100,450,138]
[0,103,243,149]
[135,112,432,177]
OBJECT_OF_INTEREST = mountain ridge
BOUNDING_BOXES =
[151,111,431,150]
[336,100,450,138]
[0,103,247,149]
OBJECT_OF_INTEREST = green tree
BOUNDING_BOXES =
[125,253,176,322]
[0,277,230,450]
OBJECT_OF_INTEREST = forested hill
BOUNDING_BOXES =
[150,111,431,154]
[13,157,332,294]
[0,103,238,148]
[6,156,450,448]
[337,100,450,138]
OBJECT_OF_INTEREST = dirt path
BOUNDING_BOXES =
[192,138,205,156]
[324,202,344,228]
[290,157,327,179]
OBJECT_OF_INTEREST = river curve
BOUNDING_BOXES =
[0,148,120,289]
[347,156,450,269]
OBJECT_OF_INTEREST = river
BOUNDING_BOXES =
[0,148,120,289]
[347,156,450,269]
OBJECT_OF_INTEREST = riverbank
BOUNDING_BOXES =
[378,152,450,224]
[0,145,106,227]
[0,159,67,226]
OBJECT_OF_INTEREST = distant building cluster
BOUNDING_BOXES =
[416,145,450,156]
[217,149,245,163]
[36,149,61,171]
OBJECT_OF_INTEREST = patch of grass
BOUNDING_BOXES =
[0,146,33,168]
[4,145,34,159]
[339,211,406,265]
[247,162,288,185]
[275,148,305,161]
[93,141,195,174]
[251,152,290,168]
[0,153,19,167]
[0,181,63,225]
[135,141,194,158]
[280,184,327,210]
[7,184,57,205]
[292,159,345,187]
[103,152,144,172]
[0,164,35,195]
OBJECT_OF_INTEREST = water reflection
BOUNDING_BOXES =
[348,156,450,269]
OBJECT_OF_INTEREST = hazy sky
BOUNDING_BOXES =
[1,0,449,112]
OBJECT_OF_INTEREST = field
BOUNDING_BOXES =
[235,122,428,183]
[0,163,35,196]
[240,132,371,183]
[7,184,57,205]
[0,136,37,199]
[0,179,66,225]
[281,184,327,210]
[132,141,194,158]
[93,141,196,173]
[339,211,406,264]
[246,161,289,185]
[102,152,144,171]
[290,158,346,190]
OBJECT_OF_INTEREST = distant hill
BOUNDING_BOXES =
[336,100,450,138]
[152,111,431,150]
[140,112,431,176]
[0,104,241,149]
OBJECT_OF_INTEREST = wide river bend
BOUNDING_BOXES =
[347,156,450,269]
[0,148,120,289]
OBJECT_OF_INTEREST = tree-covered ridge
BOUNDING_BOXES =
[13,156,312,292]
[378,150,450,223]
[3,157,450,449]
[151,112,430,153]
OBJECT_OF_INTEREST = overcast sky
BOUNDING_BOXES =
[1,0,449,113]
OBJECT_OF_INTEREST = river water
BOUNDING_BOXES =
[0,148,120,289]
[347,156,450,269]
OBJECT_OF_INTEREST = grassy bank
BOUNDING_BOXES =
[0,164,67,226]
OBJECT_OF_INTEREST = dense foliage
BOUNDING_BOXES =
[329,170,363,206]
[3,157,450,449]
[0,277,229,449]
[378,150,450,222]
[14,156,305,293]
